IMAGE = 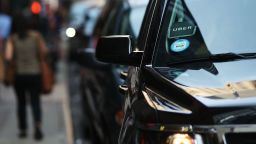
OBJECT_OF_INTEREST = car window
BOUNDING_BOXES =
[70,3,87,27]
[101,2,123,35]
[136,0,156,51]
[129,6,147,38]
[153,0,256,67]
[119,6,147,40]
[83,7,101,36]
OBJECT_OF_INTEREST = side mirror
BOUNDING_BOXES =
[96,35,143,66]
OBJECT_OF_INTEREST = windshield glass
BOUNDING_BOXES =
[153,0,256,67]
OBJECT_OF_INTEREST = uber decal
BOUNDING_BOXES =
[168,22,196,38]
[170,39,190,52]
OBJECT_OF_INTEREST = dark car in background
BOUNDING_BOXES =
[96,0,256,143]
[67,0,104,62]
[77,0,148,143]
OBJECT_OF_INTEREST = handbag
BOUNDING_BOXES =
[0,53,5,82]
[3,60,15,86]
[3,37,15,86]
[40,59,54,94]
[37,35,54,94]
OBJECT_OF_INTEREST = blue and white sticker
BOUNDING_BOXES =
[170,39,190,52]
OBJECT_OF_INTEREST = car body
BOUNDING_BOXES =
[78,0,148,143]
[96,0,256,143]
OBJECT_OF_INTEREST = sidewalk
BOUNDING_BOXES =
[0,70,72,144]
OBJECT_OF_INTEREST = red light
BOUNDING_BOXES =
[31,2,42,14]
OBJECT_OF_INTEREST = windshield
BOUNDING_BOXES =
[153,0,256,67]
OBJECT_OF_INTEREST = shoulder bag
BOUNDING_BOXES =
[37,34,54,94]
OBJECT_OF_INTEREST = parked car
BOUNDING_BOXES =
[96,0,256,143]
[78,0,149,143]
[67,0,104,62]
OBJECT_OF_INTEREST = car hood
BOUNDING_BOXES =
[156,59,256,107]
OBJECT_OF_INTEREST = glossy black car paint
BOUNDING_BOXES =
[78,2,124,143]
[78,0,148,144]
[96,0,256,143]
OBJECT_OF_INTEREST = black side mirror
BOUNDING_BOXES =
[96,35,143,66]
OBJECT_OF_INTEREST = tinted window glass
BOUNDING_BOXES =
[154,0,256,67]
[102,3,122,35]
[130,6,147,38]
[119,6,147,41]
[185,0,256,54]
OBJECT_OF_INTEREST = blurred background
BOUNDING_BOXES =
[0,0,147,144]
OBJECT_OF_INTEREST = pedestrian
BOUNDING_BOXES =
[5,14,48,141]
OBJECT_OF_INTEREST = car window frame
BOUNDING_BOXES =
[139,0,168,67]
[136,0,156,51]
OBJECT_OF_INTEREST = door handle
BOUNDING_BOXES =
[119,84,128,95]
[120,71,128,80]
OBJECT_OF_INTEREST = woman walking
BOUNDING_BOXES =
[5,14,47,141]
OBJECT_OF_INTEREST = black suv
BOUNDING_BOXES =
[96,0,256,143]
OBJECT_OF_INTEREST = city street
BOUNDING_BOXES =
[1,0,256,144]
[0,64,72,144]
